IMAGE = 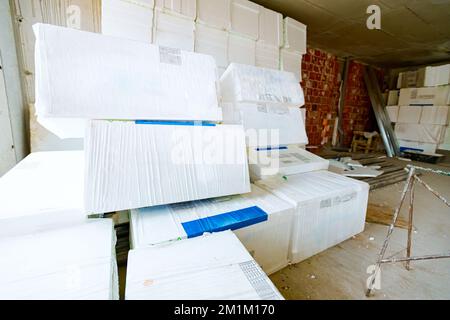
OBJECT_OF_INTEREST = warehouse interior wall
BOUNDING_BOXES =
[0,0,28,176]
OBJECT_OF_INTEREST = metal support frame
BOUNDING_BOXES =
[366,165,450,296]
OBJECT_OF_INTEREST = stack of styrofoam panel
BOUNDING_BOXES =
[387,90,399,106]
[255,170,369,264]
[227,0,259,66]
[0,151,86,237]
[281,17,307,80]
[0,219,119,300]
[129,184,295,275]
[194,23,229,76]
[256,7,282,70]
[153,2,196,52]
[398,86,450,106]
[125,231,284,300]
[386,105,399,123]
[101,0,154,42]
[196,0,231,31]
[397,64,450,88]
[84,121,251,214]
[247,146,329,181]
[34,23,222,138]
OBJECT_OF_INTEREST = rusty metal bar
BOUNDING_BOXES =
[406,178,415,270]
[380,253,450,264]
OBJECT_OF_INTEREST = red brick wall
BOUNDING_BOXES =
[301,48,381,147]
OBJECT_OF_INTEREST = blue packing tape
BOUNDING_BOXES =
[256,146,288,151]
[181,206,268,238]
[135,120,216,126]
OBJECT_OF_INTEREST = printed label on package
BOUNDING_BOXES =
[159,46,182,65]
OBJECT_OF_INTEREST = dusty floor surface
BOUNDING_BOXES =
[269,160,450,300]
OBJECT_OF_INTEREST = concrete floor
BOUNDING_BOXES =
[269,160,450,300]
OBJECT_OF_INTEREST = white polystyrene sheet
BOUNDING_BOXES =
[387,90,399,106]
[258,7,283,47]
[153,10,195,51]
[102,0,154,42]
[154,0,196,19]
[438,126,450,151]
[228,34,256,66]
[397,106,422,124]
[256,42,280,70]
[256,170,369,264]
[125,231,284,300]
[0,219,118,300]
[394,123,446,144]
[386,106,399,123]
[398,139,437,154]
[34,23,221,123]
[220,63,305,106]
[398,86,450,106]
[85,121,251,214]
[230,0,260,40]
[129,184,294,274]
[420,106,450,125]
[222,103,308,147]
[283,17,306,54]
[248,146,329,181]
[194,23,229,68]
[196,0,231,30]
[280,48,302,81]
[422,64,450,87]
[0,151,86,237]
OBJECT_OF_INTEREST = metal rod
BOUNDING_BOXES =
[406,165,450,177]
[414,175,450,208]
[406,179,415,270]
[366,167,415,296]
[380,253,450,264]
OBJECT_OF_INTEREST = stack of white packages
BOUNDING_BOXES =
[227,0,259,66]
[393,64,450,153]
[195,23,229,76]
[256,170,369,264]
[102,0,154,43]
[0,151,85,237]
[220,63,328,181]
[281,17,307,80]
[256,7,283,70]
[153,0,196,51]
[125,231,284,300]
[0,219,119,300]
[34,23,222,133]
[85,121,251,214]
[129,184,295,275]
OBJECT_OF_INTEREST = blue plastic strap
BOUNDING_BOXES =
[135,120,216,126]
[400,146,424,153]
[181,206,268,238]
[256,146,288,151]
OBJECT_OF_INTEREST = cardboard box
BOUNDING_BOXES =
[222,103,308,147]
[85,121,251,214]
[283,17,307,54]
[129,185,295,274]
[280,48,302,81]
[228,34,256,66]
[248,146,329,181]
[101,0,154,43]
[34,24,221,124]
[394,123,446,144]
[230,0,261,40]
[397,106,422,123]
[196,0,231,30]
[398,86,450,106]
[256,170,369,264]
[195,23,229,69]
[154,0,196,20]
[385,105,399,123]
[0,219,118,300]
[0,151,86,237]
[153,10,195,51]
[125,231,284,300]
[220,63,304,106]
[420,106,450,125]
[258,7,283,47]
